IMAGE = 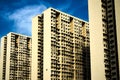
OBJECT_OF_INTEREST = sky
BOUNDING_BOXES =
[0,0,88,38]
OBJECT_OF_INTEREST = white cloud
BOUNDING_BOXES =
[8,4,47,36]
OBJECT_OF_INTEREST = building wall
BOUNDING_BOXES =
[32,14,44,80]
[43,8,52,80]
[6,33,11,80]
[32,16,39,80]
[0,36,7,80]
[88,0,106,80]
[82,23,91,80]
[89,0,120,80]
[0,32,32,80]
[115,0,120,78]
[32,8,90,80]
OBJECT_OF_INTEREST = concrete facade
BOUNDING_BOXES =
[32,8,91,80]
[89,0,120,80]
[0,32,31,80]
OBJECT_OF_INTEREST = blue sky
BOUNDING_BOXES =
[0,0,88,38]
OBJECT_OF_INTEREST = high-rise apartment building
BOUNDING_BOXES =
[32,8,90,80]
[89,0,120,80]
[0,32,31,80]
[0,36,7,80]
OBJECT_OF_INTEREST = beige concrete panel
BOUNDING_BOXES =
[43,8,51,80]
[5,33,11,80]
[0,37,6,80]
[115,0,120,78]
[88,0,106,80]
[31,16,39,80]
